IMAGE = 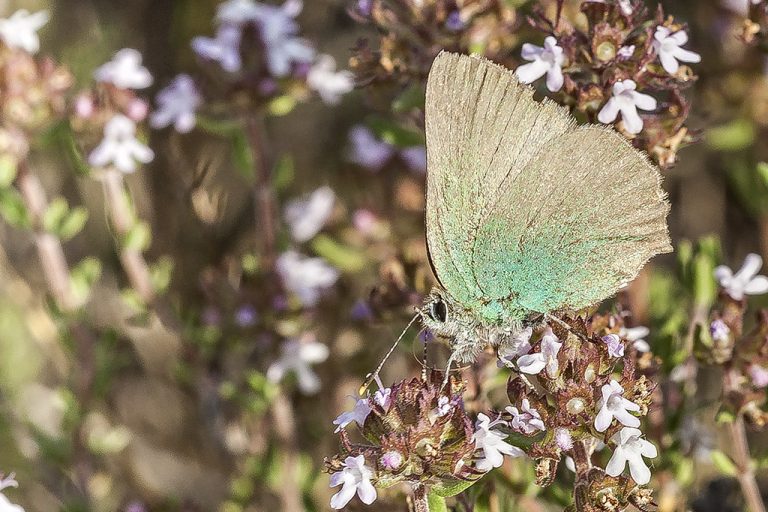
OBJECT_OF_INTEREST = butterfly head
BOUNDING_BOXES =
[419,288,490,363]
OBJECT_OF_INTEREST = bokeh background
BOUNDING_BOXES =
[1,0,768,511]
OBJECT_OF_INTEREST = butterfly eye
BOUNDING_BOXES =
[429,299,448,323]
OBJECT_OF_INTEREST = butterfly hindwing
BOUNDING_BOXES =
[425,52,671,323]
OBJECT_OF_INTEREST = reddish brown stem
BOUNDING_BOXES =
[245,113,277,270]
[271,391,302,512]
[727,416,766,512]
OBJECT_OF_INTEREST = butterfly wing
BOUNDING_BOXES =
[425,52,670,322]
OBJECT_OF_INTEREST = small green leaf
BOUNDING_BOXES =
[705,119,755,151]
[431,478,479,497]
[273,155,294,192]
[427,493,448,512]
[691,252,717,309]
[150,256,174,293]
[758,162,768,187]
[0,188,29,228]
[268,95,297,117]
[230,129,255,180]
[716,408,736,424]
[70,257,102,303]
[122,222,151,251]
[710,450,738,477]
[368,117,425,148]
[0,155,18,187]
[310,234,365,273]
[58,207,89,241]
[42,197,69,233]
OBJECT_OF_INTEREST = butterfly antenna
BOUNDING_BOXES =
[421,331,429,381]
[359,312,420,396]
[440,351,456,391]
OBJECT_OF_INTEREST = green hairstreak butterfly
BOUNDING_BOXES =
[419,52,671,363]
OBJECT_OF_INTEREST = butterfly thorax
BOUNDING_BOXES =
[419,287,527,363]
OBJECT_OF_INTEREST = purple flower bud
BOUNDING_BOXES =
[749,365,768,388]
[710,319,730,343]
[259,78,278,96]
[602,333,625,358]
[555,428,573,451]
[356,0,373,17]
[235,304,258,327]
[445,11,464,31]
[350,299,374,321]
[380,450,403,470]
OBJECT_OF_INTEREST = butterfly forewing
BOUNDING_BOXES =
[425,52,671,323]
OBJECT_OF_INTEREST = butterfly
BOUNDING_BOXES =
[418,52,671,364]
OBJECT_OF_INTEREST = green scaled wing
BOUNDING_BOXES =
[425,52,671,323]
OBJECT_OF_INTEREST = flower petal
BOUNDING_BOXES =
[605,448,628,477]
[627,455,652,484]
[546,66,564,92]
[597,98,620,124]
[330,481,357,509]
[735,253,764,282]
[744,275,768,295]
[357,478,378,505]
[594,405,613,432]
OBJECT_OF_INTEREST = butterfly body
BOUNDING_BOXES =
[421,52,671,362]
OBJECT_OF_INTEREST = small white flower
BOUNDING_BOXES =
[498,326,534,367]
[597,80,657,135]
[595,380,641,432]
[619,325,651,353]
[602,334,625,358]
[516,327,562,377]
[515,36,565,92]
[617,45,635,60]
[506,399,545,435]
[329,455,377,509]
[276,250,339,307]
[472,413,525,472]
[333,397,372,433]
[433,396,453,417]
[89,115,154,173]
[0,473,23,512]
[266,335,329,395]
[94,49,153,89]
[749,364,768,388]
[283,186,335,242]
[192,25,242,73]
[653,27,701,75]
[150,74,202,133]
[216,0,261,25]
[605,427,658,485]
[0,9,48,54]
[346,126,395,171]
[252,0,315,77]
[618,0,634,15]
[710,319,731,343]
[307,54,354,105]
[714,253,768,300]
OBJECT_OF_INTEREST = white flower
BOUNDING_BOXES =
[602,334,625,358]
[506,399,545,434]
[307,54,354,105]
[329,455,377,509]
[333,397,372,432]
[0,9,48,54]
[472,413,525,472]
[433,396,453,417]
[266,335,329,394]
[283,186,335,242]
[597,80,657,134]
[150,74,202,133]
[88,115,154,173]
[0,474,24,512]
[216,0,261,25]
[192,25,242,73]
[605,427,658,485]
[714,253,768,300]
[617,45,635,60]
[276,250,339,307]
[749,364,768,388]
[653,27,701,75]
[721,0,762,15]
[94,49,153,89]
[252,0,315,77]
[619,325,650,353]
[515,36,565,92]
[618,0,634,15]
[498,326,534,367]
[516,327,562,377]
[595,380,641,432]
[346,126,395,171]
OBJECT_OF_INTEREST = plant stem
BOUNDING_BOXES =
[571,440,593,478]
[413,484,429,512]
[245,112,277,270]
[271,390,302,512]
[102,169,155,303]
[727,416,766,512]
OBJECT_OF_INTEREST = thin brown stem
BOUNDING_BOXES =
[102,169,155,303]
[271,391,302,512]
[571,440,593,479]
[245,113,277,270]
[412,484,429,512]
[727,416,766,512]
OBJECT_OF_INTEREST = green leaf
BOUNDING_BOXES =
[427,493,448,512]
[0,188,30,228]
[195,115,241,136]
[70,257,102,303]
[122,222,151,251]
[392,84,426,113]
[691,252,717,309]
[0,154,18,187]
[150,256,174,293]
[230,128,255,180]
[368,116,425,148]
[310,234,365,273]
[268,95,297,117]
[710,450,738,477]
[705,119,755,151]
[273,155,294,192]
[42,197,69,233]
[58,207,89,241]
[758,162,768,187]
[431,477,479,497]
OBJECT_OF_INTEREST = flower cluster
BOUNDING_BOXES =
[327,374,488,508]
[517,1,700,167]
[499,315,659,509]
